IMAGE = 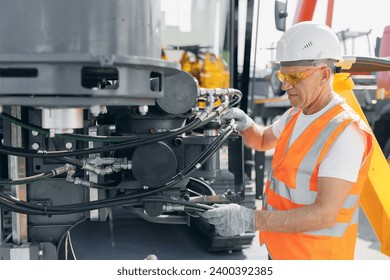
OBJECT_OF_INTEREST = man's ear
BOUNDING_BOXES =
[321,67,331,85]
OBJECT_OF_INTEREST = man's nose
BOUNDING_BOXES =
[281,80,293,91]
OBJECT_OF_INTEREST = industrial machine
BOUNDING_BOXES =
[1,0,389,261]
[0,0,255,259]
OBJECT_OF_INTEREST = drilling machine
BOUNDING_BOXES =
[0,0,255,259]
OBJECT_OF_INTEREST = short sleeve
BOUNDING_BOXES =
[271,108,292,139]
[318,124,366,183]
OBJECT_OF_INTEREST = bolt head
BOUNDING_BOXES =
[32,143,40,150]
[65,142,73,149]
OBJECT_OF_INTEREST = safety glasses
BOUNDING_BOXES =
[277,68,321,85]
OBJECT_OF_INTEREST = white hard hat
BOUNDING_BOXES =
[275,21,342,65]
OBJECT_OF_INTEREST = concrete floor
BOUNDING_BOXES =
[69,203,389,260]
[354,207,390,260]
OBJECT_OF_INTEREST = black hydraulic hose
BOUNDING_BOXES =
[228,89,243,108]
[66,177,183,210]
[56,133,165,143]
[195,129,234,168]
[0,180,178,215]
[0,112,170,143]
[180,131,233,179]
[0,127,233,215]
[72,129,232,207]
[0,123,234,215]
[0,168,185,214]
[0,172,53,185]
[1,93,238,146]
[229,95,241,107]
[0,191,82,215]
[0,186,142,214]
[180,124,234,177]
[0,194,139,215]
[0,165,68,185]
[0,112,47,134]
[88,180,122,189]
[0,191,78,214]
[51,157,84,168]
[0,199,51,215]
[0,118,202,158]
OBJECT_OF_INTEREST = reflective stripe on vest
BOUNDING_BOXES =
[265,173,360,208]
[305,207,360,237]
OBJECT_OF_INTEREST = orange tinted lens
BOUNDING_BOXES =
[277,71,304,85]
[276,70,284,83]
[277,68,319,85]
[285,73,305,84]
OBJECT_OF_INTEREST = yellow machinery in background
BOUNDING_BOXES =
[199,53,230,88]
[162,49,230,89]
[333,73,390,256]
[162,48,230,110]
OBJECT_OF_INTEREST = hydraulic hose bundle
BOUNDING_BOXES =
[0,89,241,216]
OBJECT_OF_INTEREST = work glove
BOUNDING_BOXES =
[221,108,254,131]
[203,204,255,236]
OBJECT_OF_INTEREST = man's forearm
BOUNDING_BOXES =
[254,204,336,233]
[240,124,265,151]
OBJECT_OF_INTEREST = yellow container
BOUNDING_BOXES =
[180,52,192,73]
[190,58,201,83]
[200,53,230,88]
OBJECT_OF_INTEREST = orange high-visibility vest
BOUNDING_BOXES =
[260,102,374,260]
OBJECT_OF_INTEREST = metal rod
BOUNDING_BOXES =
[9,106,28,244]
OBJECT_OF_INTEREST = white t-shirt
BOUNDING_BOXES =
[271,94,366,183]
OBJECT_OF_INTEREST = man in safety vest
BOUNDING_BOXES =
[203,21,374,260]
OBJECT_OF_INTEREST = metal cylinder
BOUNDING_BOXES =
[42,108,83,135]
[203,129,220,173]
[0,0,180,106]
[0,0,160,58]
[132,142,178,188]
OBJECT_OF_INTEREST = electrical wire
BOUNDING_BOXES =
[64,232,69,260]
[65,231,77,260]
[56,218,86,258]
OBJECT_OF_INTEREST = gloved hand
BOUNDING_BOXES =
[203,204,255,236]
[221,108,254,131]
